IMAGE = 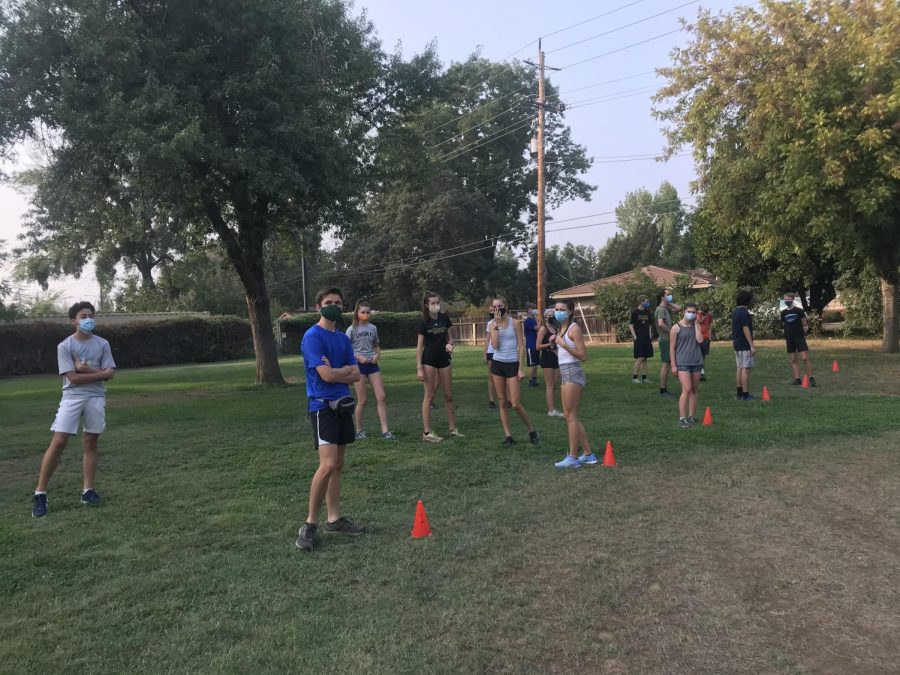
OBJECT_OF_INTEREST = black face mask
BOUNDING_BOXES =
[488,311,495,318]
[497,307,507,317]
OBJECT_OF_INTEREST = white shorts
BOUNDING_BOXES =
[51,396,107,435]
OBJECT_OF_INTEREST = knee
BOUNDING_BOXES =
[443,393,453,405]
[320,459,344,474]
[375,393,386,405]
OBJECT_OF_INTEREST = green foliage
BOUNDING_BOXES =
[655,0,900,349]
[279,312,422,355]
[0,317,252,376]
[841,265,883,337]
[821,310,844,323]
[593,272,659,341]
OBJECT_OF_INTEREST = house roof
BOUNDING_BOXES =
[550,265,720,300]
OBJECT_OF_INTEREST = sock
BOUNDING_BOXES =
[82,488,93,494]
[34,490,47,496]
[737,387,743,396]
[642,375,647,381]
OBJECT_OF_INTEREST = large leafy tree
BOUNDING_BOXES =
[654,0,900,351]
[0,0,383,382]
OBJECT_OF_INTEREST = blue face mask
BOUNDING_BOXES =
[78,318,95,334]
[684,311,696,321]
[642,301,651,309]
[665,294,673,303]
[554,310,569,323]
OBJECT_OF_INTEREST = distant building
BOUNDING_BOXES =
[550,265,720,311]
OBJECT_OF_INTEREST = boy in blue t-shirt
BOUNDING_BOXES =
[295,287,364,552]
[32,301,116,518]
[523,304,539,387]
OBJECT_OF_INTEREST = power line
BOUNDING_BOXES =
[423,95,532,152]
[435,117,534,164]
[559,70,656,95]
[548,0,700,54]
[564,84,659,107]
[559,28,684,71]
[540,0,648,40]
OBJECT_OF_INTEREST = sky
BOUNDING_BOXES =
[0,0,745,305]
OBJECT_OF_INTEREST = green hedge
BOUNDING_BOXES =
[0,317,253,376]
[280,311,423,355]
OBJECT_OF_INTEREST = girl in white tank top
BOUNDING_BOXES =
[551,301,597,469]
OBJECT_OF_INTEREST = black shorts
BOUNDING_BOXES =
[485,352,494,362]
[490,360,519,378]
[700,338,711,357]
[422,349,451,369]
[633,338,654,359]
[785,334,809,353]
[525,347,538,368]
[540,350,559,369]
[309,407,355,449]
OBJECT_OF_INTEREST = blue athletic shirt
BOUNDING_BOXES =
[301,323,356,412]
[523,316,538,350]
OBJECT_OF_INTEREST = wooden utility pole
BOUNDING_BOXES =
[536,41,546,318]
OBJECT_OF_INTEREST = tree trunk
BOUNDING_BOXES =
[243,270,286,384]
[881,273,899,353]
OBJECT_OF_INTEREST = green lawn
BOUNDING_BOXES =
[2,341,899,673]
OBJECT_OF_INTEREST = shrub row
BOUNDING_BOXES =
[279,311,423,355]
[0,317,253,376]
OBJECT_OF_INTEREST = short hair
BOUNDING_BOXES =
[68,301,95,319]
[315,287,343,305]
[784,291,796,297]
[656,292,665,304]
[736,290,753,306]
[637,294,648,304]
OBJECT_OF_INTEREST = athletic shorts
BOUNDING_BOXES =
[700,339,711,357]
[525,347,538,368]
[358,362,380,376]
[559,362,587,387]
[422,350,451,369]
[308,406,355,449]
[785,335,808,353]
[676,364,703,373]
[51,396,107,435]
[490,360,519,379]
[659,338,671,364]
[735,350,755,369]
[633,338,653,359]
[539,350,559,370]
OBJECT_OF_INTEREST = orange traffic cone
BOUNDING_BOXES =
[762,386,771,402]
[802,374,810,389]
[602,440,617,467]
[411,500,433,539]
[702,406,714,426]
[832,359,840,373]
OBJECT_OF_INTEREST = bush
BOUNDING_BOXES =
[840,265,883,337]
[593,272,659,342]
[280,311,423,355]
[821,309,844,323]
[0,317,253,376]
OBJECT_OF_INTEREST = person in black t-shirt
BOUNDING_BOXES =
[629,295,654,384]
[416,292,463,442]
[732,290,756,400]
[780,292,816,386]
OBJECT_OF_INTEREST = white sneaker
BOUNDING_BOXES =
[547,410,564,417]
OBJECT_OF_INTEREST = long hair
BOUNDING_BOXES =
[352,300,370,328]
[422,292,440,322]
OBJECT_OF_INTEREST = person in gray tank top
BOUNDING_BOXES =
[670,301,705,428]
[346,300,396,441]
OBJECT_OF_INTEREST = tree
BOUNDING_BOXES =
[655,0,900,351]
[0,0,384,382]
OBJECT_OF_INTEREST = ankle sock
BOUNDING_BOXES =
[737,387,743,397]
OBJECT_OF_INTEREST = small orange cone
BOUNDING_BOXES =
[802,374,810,388]
[762,386,771,402]
[702,407,714,426]
[411,500,433,539]
[832,359,840,373]
[602,440,617,467]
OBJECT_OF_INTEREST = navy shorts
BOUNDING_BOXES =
[633,338,653,359]
[359,362,380,376]
[526,347,538,368]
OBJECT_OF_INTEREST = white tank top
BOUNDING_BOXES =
[557,324,579,365]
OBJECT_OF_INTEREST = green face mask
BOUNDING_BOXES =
[320,304,342,322]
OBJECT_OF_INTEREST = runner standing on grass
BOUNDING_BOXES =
[416,292,463,442]
[523,303,540,387]
[697,303,713,382]
[489,297,539,447]
[670,302,705,428]
[483,308,499,409]
[780,292,816,387]
[551,299,597,469]
[629,295,654,384]
[655,290,681,398]
[536,309,563,417]
[732,290,756,401]
[346,300,396,441]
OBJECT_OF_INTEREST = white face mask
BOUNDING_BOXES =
[684,311,696,321]
[428,304,440,316]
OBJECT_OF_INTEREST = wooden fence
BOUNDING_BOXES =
[449,315,616,345]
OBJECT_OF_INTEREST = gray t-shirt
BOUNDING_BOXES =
[655,305,672,337]
[346,323,379,360]
[57,334,116,399]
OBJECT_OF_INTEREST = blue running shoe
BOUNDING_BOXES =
[32,493,48,518]
[579,453,599,465]
[80,489,102,506]
[554,455,581,469]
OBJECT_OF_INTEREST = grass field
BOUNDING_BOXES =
[2,340,899,673]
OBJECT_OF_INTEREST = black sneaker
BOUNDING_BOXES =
[528,430,540,444]
[502,436,515,447]
[488,400,497,409]
[296,522,317,551]
[679,417,691,429]
[809,377,817,387]
[687,416,697,426]
[659,391,676,399]
[32,493,48,518]
[792,378,802,386]
[528,378,538,388]
[80,489,102,506]
[699,374,707,382]
[323,516,366,536]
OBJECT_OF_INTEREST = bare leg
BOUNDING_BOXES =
[506,376,533,431]
[561,383,587,458]
[543,367,558,412]
[82,433,99,490]
[422,366,438,432]
[367,372,390,433]
[660,362,670,390]
[306,444,345,523]
[677,370,692,418]
[801,351,814,377]
[791,352,800,380]
[741,368,751,393]
[493,373,512,437]
[438,366,457,430]
[487,362,497,403]
[689,372,701,417]
[35,432,71,492]
[353,376,367,433]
